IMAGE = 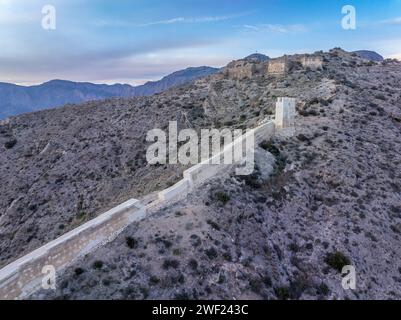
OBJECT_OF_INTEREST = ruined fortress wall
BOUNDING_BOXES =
[0,199,145,300]
[267,58,288,75]
[225,62,256,80]
[301,55,323,70]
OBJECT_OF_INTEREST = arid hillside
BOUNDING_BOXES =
[2,49,401,300]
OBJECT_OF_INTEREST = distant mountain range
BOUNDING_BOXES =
[353,50,384,62]
[0,50,384,119]
[0,66,219,119]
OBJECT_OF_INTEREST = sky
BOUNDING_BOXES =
[1,0,401,85]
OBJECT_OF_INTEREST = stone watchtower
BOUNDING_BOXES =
[275,97,296,135]
[267,57,288,75]
[301,55,323,70]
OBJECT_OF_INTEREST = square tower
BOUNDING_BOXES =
[301,55,323,70]
[267,57,288,75]
[275,97,296,129]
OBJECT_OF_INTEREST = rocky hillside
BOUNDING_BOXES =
[1,48,401,300]
[0,66,219,119]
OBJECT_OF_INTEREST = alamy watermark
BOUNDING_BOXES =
[146,121,256,175]
[41,264,56,290]
[341,5,356,30]
[41,5,56,30]
[341,265,356,290]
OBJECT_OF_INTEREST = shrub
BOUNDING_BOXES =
[391,224,401,234]
[126,237,138,249]
[74,268,85,276]
[263,276,272,287]
[317,282,330,296]
[4,139,17,149]
[162,258,180,270]
[249,278,262,294]
[375,94,386,101]
[260,141,280,157]
[288,242,300,253]
[241,173,261,189]
[206,219,221,231]
[296,134,309,142]
[149,275,160,285]
[214,191,230,205]
[204,247,218,260]
[274,286,290,300]
[324,251,350,272]
[174,291,190,300]
[188,259,198,270]
[92,260,104,270]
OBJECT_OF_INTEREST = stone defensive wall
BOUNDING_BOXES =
[301,55,323,70]
[223,54,324,79]
[0,199,145,299]
[0,98,296,300]
[267,57,289,75]
[223,60,266,80]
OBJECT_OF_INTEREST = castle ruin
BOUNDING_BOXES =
[267,57,288,75]
[223,59,267,80]
[300,55,323,70]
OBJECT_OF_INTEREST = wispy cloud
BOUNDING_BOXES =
[138,15,237,27]
[380,16,401,25]
[243,23,307,34]
[95,12,249,28]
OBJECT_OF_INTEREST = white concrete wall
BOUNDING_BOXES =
[158,179,191,201]
[275,97,296,129]
[183,121,276,188]
[301,56,323,70]
[0,199,145,300]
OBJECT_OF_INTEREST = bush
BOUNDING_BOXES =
[317,282,330,296]
[375,94,386,101]
[188,259,198,270]
[249,278,262,294]
[206,219,221,231]
[324,251,350,272]
[92,260,104,270]
[126,237,138,249]
[274,286,290,300]
[149,275,160,285]
[214,191,230,205]
[4,139,17,149]
[260,141,280,157]
[297,134,310,142]
[162,258,180,270]
[74,268,85,276]
[241,173,262,189]
[204,247,218,260]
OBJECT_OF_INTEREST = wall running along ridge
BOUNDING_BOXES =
[0,97,296,300]
[0,199,145,299]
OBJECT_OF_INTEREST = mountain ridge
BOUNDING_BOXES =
[0,66,219,119]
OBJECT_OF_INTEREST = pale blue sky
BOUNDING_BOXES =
[1,0,401,85]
